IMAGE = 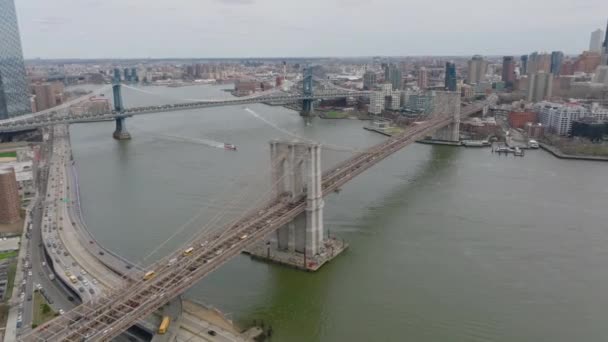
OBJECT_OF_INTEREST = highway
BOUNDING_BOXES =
[6,130,80,340]
[41,126,104,301]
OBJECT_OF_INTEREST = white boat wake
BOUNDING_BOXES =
[152,133,226,149]
[244,107,308,141]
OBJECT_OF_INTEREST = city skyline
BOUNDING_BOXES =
[13,0,608,59]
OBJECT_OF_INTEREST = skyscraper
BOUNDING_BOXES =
[527,52,538,75]
[417,67,428,89]
[363,70,377,90]
[31,83,64,112]
[520,55,528,75]
[445,62,457,91]
[589,29,604,53]
[466,55,488,85]
[502,56,515,88]
[550,51,564,75]
[527,52,551,75]
[383,64,402,90]
[0,0,31,120]
[528,72,553,103]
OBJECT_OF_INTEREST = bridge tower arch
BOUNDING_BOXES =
[301,67,314,117]
[112,68,131,140]
[431,91,461,142]
[248,140,346,270]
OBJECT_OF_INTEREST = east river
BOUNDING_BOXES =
[69,84,608,342]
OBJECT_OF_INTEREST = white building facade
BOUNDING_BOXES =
[535,102,589,136]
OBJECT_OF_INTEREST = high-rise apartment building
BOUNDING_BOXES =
[445,62,457,91]
[31,83,64,112]
[550,51,564,75]
[590,29,604,53]
[574,51,602,73]
[0,0,31,120]
[520,55,528,75]
[466,55,487,85]
[527,52,551,75]
[535,102,588,136]
[560,60,575,75]
[528,72,553,102]
[369,91,384,115]
[417,67,428,89]
[502,56,515,87]
[383,64,402,90]
[363,70,377,90]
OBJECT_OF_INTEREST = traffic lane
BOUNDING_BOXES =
[21,222,36,328]
[32,244,77,310]
[29,197,75,317]
[43,164,95,302]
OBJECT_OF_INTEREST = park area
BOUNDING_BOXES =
[33,292,57,328]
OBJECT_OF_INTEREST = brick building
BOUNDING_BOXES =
[0,168,20,224]
[573,51,601,74]
[508,111,538,129]
[525,122,545,138]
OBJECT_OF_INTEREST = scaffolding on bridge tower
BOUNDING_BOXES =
[112,68,131,140]
[301,66,314,117]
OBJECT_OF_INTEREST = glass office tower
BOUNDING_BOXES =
[0,0,31,119]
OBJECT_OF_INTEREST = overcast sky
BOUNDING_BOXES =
[14,0,608,59]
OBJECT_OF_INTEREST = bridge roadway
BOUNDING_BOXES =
[20,101,487,342]
[0,91,370,133]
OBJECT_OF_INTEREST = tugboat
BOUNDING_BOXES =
[224,143,237,151]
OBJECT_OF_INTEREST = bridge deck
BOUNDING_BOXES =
[0,90,370,132]
[20,101,489,342]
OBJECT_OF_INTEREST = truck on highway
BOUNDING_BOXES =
[68,275,78,284]
[143,271,156,281]
[183,247,194,256]
[158,316,171,334]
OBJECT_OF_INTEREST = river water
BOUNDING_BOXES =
[69,85,608,342]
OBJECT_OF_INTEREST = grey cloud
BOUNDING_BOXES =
[216,0,255,5]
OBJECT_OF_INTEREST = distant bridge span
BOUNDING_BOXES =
[0,90,369,133]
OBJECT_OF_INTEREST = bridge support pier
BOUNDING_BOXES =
[111,68,131,140]
[246,140,347,271]
[113,116,131,140]
[300,67,315,117]
[433,122,459,142]
[301,99,314,117]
